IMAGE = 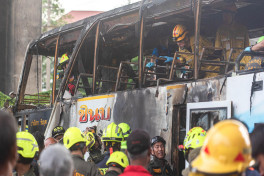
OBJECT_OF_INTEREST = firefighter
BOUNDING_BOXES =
[148,136,173,176]
[118,123,132,151]
[97,122,124,175]
[13,131,39,176]
[172,24,217,78]
[215,2,250,70]
[245,36,264,70]
[52,126,65,143]
[63,127,100,176]
[57,53,76,96]
[180,127,206,176]
[105,151,129,176]
[189,120,252,176]
[85,126,105,165]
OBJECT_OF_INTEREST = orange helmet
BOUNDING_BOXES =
[190,120,252,175]
[172,25,189,42]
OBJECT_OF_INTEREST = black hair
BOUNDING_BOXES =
[32,131,45,151]
[17,154,34,164]
[0,111,17,165]
[250,124,264,158]
[69,142,86,152]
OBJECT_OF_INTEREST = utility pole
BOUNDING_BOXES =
[46,0,51,91]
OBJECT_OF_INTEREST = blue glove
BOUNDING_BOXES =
[146,62,155,68]
[160,56,174,63]
[244,47,251,52]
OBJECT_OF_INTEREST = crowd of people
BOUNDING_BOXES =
[1,109,264,176]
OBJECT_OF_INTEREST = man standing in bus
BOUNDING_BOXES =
[148,136,173,176]
[172,24,217,78]
[215,2,250,70]
[57,53,76,96]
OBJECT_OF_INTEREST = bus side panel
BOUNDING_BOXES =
[227,72,264,132]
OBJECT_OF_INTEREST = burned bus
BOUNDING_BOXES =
[13,0,264,174]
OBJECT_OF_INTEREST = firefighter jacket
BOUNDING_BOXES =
[72,154,101,176]
[179,35,219,78]
[215,22,250,69]
[88,149,105,164]
[148,157,173,176]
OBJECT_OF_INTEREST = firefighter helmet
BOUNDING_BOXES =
[191,120,252,175]
[63,127,88,149]
[151,136,166,146]
[58,53,70,70]
[183,127,206,154]
[84,132,95,150]
[52,126,65,138]
[17,131,39,158]
[172,25,189,42]
[118,123,132,139]
[102,122,124,142]
[106,151,129,168]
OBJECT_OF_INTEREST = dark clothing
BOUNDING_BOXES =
[105,170,120,176]
[97,151,110,175]
[88,149,105,164]
[32,159,39,176]
[119,165,152,176]
[72,154,101,176]
[148,157,173,176]
[246,167,261,176]
[13,165,35,176]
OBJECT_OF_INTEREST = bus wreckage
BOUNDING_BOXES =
[12,0,264,174]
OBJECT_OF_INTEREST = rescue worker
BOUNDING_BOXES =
[63,127,100,176]
[105,151,129,176]
[245,36,264,70]
[97,122,124,175]
[52,126,65,142]
[44,137,57,148]
[148,136,173,176]
[180,127,206,176]
[215,2,250,70]
[0,111,17,176]
[189,120,252,176]
[120,129,152,176]
[57,53,76,96]
[13,131,39,176]
[172,24,217,78]
[250,124,264,176]
[118,123,132,151]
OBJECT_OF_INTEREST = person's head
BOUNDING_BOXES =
[63,127,88,156]
[183,127,206,162]
[251,124,264,176]
[102,122,124,153]
[58,54,70,72]
[118,123,132,150]
[172,24,190,49]
[52,126,65,142]
[32,131,45,155]
[106,151,129,174]
[39,144,73,176]
[44,137,57,148]
[16,131,39,165]
[86,126,102,150]
[190,120,252,176]
[0,110,17,173]
[127,129,151,168]
[151,136,166,159]
[222,3,237,25]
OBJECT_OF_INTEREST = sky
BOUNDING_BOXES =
[61,0,141,13]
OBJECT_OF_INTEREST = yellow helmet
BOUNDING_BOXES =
[84,132,95,150]
[191,120,252,175]
[17,131,39,158]
[102,122,124,142]
[106,151,129,168]
[172,24,189,42]
[58,53,70,70]
[118,123,132,139]
[63,127,88,149]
